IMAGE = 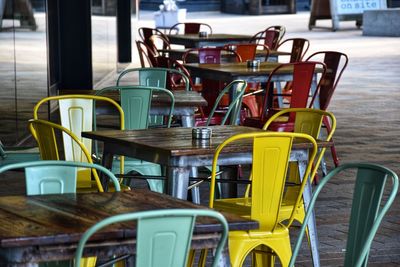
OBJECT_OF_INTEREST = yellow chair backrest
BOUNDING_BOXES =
[32,95,125,188]
[209,131,317,231]
[263,108,336,179]
[28,119,105,192]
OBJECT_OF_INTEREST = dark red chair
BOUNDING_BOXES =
[266,25,286,44]
[306,51,349,167]
[243,61,327,130]
[168,22,212,35]
[277,38,310,63]
[250,29,281,50]
[138,27,168,48]
[135,40,158,67]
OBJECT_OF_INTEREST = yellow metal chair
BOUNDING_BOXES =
[261,108,336,225]
[28,119,105,193]
[209,131,318,267]
[32,95,125,190]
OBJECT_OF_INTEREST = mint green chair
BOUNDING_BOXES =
[0,141,40,167]
[96,86,175,193]
[116,67,190,91]
[190,80,247,203]
[289,163,399,267]
[74,209,228,267]
[0,160,121,195]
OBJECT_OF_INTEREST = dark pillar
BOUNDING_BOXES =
[58,0,93,89]
[117,0,132,63]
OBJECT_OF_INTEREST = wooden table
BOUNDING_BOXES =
[0,190,258,266]
[167,33,253,48]
[159,48,290,62]
[60,90,207,127]
[82,125,331,199]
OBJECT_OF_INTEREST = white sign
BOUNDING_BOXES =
[336,0,386,14]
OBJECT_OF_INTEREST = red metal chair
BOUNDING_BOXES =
[168,22,213,35]
[182,47,241,115]
[222,43,270,119]
[243,61,327,130]
[306,51,349,167]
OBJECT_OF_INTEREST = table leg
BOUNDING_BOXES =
[166,166,191,199]
[298,159,321,267]
[101,144,115,192]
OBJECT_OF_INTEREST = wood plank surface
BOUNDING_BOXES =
[60,89,207,107]
[82,125,332,157]
[0,190,258,248]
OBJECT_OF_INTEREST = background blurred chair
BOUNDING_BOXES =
[96,85,174,193]
[289,163,399,267]
[138,27,168,48]
[207,132,317,267]
[135,40,158,67]
[75,209,228,267]
[266,25,286,43]
[306,51,349,167]
[32,95,125,190]
[250,28,281,51]
[182,47,241,116]
[277,37,310,63]
[243,61,327,129]
[168,22,213,35]
[148,34,171,56]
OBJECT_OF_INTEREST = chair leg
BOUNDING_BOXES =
[323,117,340,167]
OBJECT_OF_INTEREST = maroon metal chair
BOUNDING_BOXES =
[135,40,157,67]
[277,38,310,63]
[250,29,281,50]
[243,61,327,130]
[168,22,212,35]
[266,25,286,44]
[306,51,349,167]
[138,27,167,48]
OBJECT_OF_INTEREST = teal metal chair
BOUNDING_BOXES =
[116,67,190,91]
[74,209,228,267]
[195,80,247,127]
[190,80,247,203]
[0,140,40,167]
[96,85,175,193]
[0,160,121,195]
[289,163,399,267]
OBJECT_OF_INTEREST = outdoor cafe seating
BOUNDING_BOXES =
[0,19,398,267]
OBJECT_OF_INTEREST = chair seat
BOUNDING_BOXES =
[214,197,251,217]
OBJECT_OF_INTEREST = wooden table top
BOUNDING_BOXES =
[82,125,332,157]
[0,190,258,248]
[159,48,290,59]
[167,33,253,42]
[60,89,207,108]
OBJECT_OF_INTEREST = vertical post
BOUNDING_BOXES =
[117,0,132,63]
[58,0,93,89]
